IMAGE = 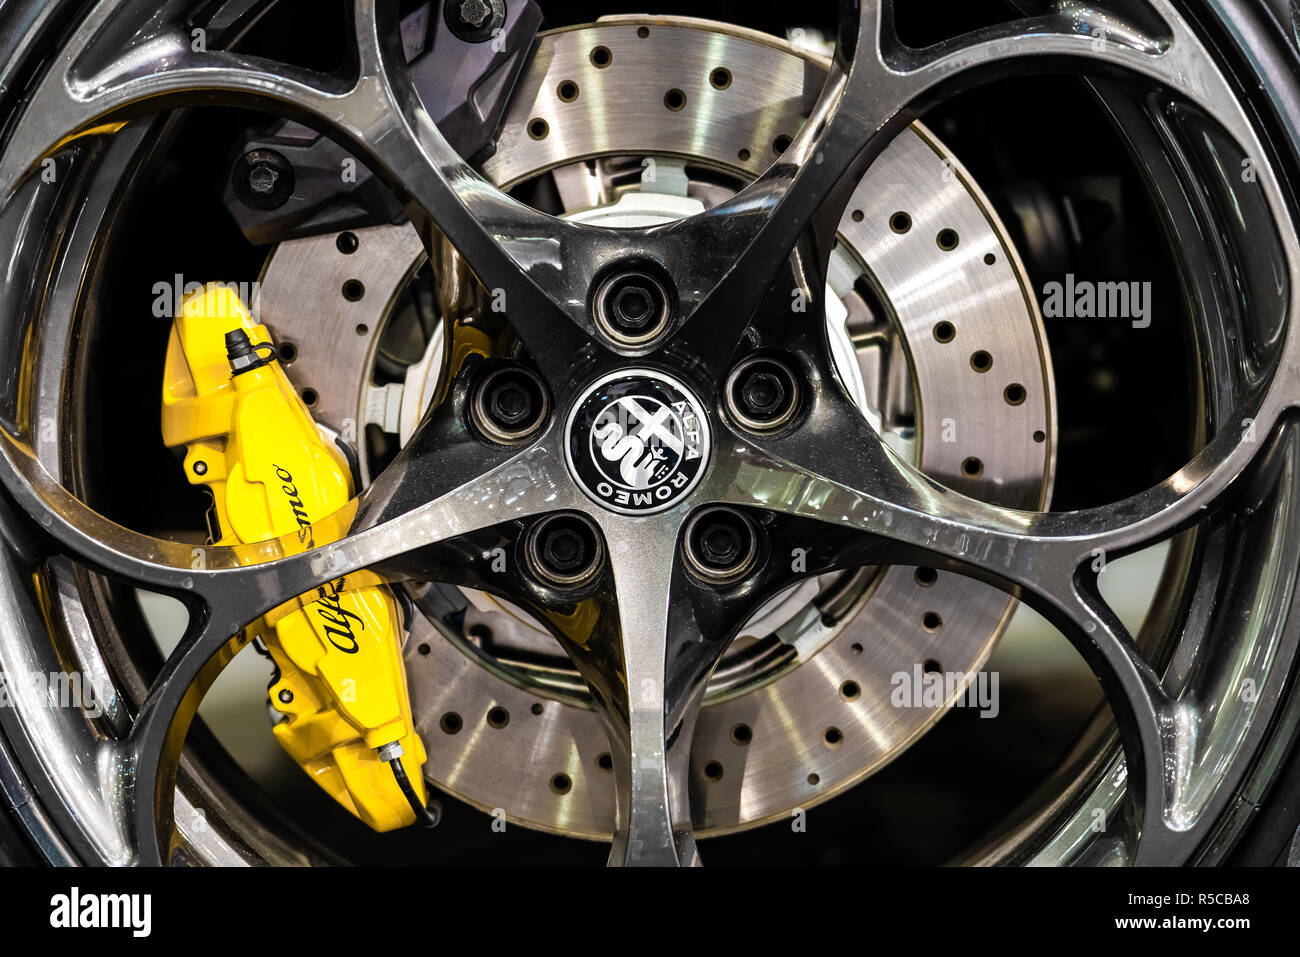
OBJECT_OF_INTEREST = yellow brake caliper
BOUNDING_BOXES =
[160,283,430,832]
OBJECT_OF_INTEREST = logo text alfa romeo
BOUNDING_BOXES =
[565,370,711,514]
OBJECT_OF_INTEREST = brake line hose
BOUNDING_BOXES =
[379,742,441,829]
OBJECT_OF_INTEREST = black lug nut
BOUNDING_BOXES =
[541,527,585,573]
[488,381,531,426]
[726,356,800,431]
[472,365,549,443]
[699,520,743,566]
[684,508,759,583]
[527,514,604,588]
[740,372,786,417]
[593,269,672,344]
[612,286,654,328]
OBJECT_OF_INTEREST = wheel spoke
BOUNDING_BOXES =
[346,0,599,378]
[0,423,572,622]
[708,377,1289,605]
[551,511,742,866]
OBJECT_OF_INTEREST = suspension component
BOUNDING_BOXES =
[161,283,430,832]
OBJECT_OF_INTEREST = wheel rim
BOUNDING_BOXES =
[0,0,1297,866]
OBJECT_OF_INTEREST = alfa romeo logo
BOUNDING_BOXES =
[565,370,711,515]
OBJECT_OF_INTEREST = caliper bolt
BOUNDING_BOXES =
[526,513,605,588]
[471,364,549,444]
[248,164,278,194]
[232,148,295,211]
[683,507,760,584]
[592,268,673,345]
[725,355,801,431]
[445,0,507,43]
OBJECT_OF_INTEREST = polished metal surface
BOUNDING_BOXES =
[0,0,1296,868]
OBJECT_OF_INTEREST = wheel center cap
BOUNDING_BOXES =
[565,369,711,515]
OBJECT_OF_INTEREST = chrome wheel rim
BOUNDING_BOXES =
[0,0,1297,866]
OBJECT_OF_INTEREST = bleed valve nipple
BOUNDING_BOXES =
[225,328,276,376]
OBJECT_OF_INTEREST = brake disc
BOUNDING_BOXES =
[254,17,1054,837]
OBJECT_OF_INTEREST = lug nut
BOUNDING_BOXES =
[683,507,760,584]
[725,355,800,431]
[233,149,294,210]
[592,269,673,344]
[526,513,604,588]
[472,365,549,444]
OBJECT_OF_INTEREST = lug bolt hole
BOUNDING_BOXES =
[683,507,760,584]
[725,355,800,431]
[526,513,605,588]
[592,268,673,344]
[471,364,549,444]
